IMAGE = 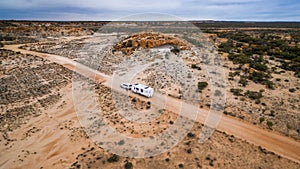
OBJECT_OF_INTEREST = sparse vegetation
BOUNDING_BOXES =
[178,163,184,168]
[267,121,273,128]
[239,77,248,86]
[230,88,243,96]
[0,35,16,41]
[1,21,300,169]
[107,154,119,163]
[289,88,296,93]
[191,64,201,70]
[146,101,151,109]
[259,117,265,123]
[255,99,261,104]
[158,109,165,114]
[124,161,133,169]
[244,90,263,100]
[197,81,208,92]
[131,98,137,103]
[187,132,195,138]
[171,46,180,54]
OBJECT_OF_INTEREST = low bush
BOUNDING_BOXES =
[267,121,273,128]
[289,88,296,93]
[124,161,133,169]
[229,54,251,64]
[244,90,263,100]
[259,117,265,123]
[107,154,119,163]
[197,82,208,92]
[239,77,248,86]
[230,88,243,96]
[250,62,268,71]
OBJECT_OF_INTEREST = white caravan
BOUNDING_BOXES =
[131,83,154,98]
[120,83,154,98]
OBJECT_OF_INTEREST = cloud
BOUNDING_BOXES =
[0,0,299,21]
[0,0,182,11]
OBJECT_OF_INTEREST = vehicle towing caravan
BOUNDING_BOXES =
[120,83,154,98]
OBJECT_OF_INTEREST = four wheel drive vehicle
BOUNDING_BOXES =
[120,83,132,90]
[120,83,154,98]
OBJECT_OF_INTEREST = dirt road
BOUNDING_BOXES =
[3,44,300,163]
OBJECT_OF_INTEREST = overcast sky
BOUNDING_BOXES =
[0,0,299,21]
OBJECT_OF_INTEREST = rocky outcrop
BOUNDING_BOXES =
[114,32,190,55]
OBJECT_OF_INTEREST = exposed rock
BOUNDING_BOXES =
[114,32,190,55]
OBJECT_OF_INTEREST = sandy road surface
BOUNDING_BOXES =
[2,44,300,163]
[4,44,108,83]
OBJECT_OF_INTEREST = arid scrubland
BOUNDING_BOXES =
[0,21,299,168]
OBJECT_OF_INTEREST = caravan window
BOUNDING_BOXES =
[141,89,144,93]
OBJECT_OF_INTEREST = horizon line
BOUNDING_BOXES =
[1,19,300,23]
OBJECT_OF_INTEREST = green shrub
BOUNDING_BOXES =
[289,88,296,93]
[158,109,165,114]
[255,99,261,104]
[247,71,275,89]
[191,64,201,70]
[228,53,235,60]
[0,35,16,41]
[248,71,270,84]
[197,82,208,92]
[230,88,243,96]
[267,121,273,128]
[124,161,133,169]
[186,148,192,154]
[270,110,275,117]
[125,40,132,47]
[232,54,251,64]
[171,47,180,54]
[187,132,195,138]
[250,62,268,71]
[107,154,119,163]
[264,80,275,89]
[259,117,265,123]
[118,140,125,145]
[244,90,263,100]
[239,77,248,87]
[131,98,137,102]
[218,41,233,53]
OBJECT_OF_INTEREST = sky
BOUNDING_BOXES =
[0,0,299,21]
